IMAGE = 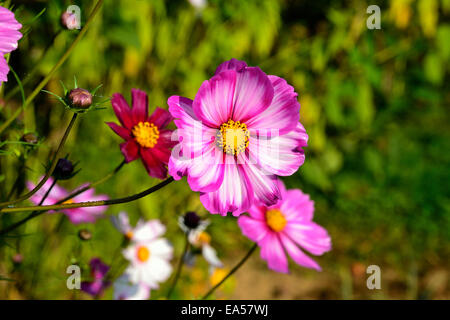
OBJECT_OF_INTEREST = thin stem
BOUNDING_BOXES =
[201,243,257,300]
[167,233,190,299]
[0,160,125,236]
[0,0,104,135]
[0,177,174,214]
[0,113,78,208]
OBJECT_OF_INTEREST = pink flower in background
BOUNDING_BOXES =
[27,177,108,224]
[238,180,331,273]
[168,59,307,216]
[106,89,176,179]
[81,258,111,297]
[0,6,22,85]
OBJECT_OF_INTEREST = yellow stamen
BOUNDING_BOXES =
[132,121,159,148]
[216,120,249,155]
[62,199,74,205]
[266,209,287,232]
[125,231,134,240]
[136,246,150,262]
[197,231,211,245]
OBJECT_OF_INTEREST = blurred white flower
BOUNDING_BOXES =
[113,274,150,300]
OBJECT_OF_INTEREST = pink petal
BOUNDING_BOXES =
[214,58,247,75]
[247,204,266,221]
[248,123,307,176]
[200,164,253,216]
[283,221,331,256]
[231,67,274,123]
[241,161,281,206]
[281,189,315,222]
[27,177,67,206]
[187,143,225,192]
[111,93,133,130]
[131,89,148,123]
[279,233,322,271]
[259,232,289,273]
[238,215,269,242]
[149,107,173,129]
[0,7,22,54]
[106,122,131,140]
[193,70,236,128]
[246,75,300,135]
[0,55,8,82]
[120,140,140,163]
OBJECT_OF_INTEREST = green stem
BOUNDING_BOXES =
[0,160,125,236]
[167,233,190,299]
[0,177,174,214]
[0,0,103,135]
[201,243,257,300]
[0,113,78,208]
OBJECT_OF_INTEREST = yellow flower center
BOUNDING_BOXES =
[125,231,134,240]
[210,268,228,286]
[136,246,150,262]
[216,120,249,155]
[132,121,159,148]
[62,199,74,205]
[266,209,287,232]
[197,231,211,245]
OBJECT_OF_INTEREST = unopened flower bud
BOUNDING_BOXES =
[67,88,93,111]
[53,158,74,180]
[21,133,38,145]
[78,229,92,241]
[184,211,201,229]
[61,11,80,30]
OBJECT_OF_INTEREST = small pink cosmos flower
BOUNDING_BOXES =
[238,180,331,273]
[0,6,22,85]
[27,177,108,224]
[168,59,307,216]
[106,89,176,179]
[122,219,173,288]
[81,258,111,297]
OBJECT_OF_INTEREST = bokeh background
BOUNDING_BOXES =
[0,0,449,299]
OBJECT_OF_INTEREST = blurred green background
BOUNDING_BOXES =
[0,0,449,299]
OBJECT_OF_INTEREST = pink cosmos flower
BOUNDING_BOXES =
[27,177,108,224]
[238,180,331,273]
[0,6,22,85]
[168,59,307,216]
[81,258,111,297]
[106,89,176,179]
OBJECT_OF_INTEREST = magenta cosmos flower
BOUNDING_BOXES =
[27,177,108,224]
[81,258,111,297]
[168,59,307,216]
[0,6,22,85]
[238,180,331,273]
[106,89,176,179]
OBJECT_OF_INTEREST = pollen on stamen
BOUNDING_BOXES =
[132,122,159,148]
[215,119,250,155]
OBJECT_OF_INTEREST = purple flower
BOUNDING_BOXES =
[168,59,307,216]
[238,180,331,273]
[81,258,111,297]
[27,177,108,224]
[0,6,22,85]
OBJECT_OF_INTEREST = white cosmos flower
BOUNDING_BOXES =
[112,212,166,243]
[113,274,150,300]
[188,221,223,268]
[122,219,173,288]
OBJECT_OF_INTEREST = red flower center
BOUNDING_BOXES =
[216,120,249,155]
[132,121,159,148]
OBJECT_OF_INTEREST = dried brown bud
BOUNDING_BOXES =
[78,229,92,241]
